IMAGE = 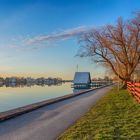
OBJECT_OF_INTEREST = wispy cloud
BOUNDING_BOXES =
[0,26,91,52]
[25,26,90,45]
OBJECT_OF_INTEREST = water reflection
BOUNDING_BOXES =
[0,83,72,112]
[0,81,111,112]
[73,88,88,93]
[0,82,63,88]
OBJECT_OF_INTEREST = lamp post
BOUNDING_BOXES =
[76,64,79,72]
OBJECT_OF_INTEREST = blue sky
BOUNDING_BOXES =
[0,0,140,79]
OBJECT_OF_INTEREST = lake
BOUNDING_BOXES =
[0,83,75,113]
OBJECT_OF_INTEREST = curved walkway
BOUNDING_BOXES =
[0,86,112,140]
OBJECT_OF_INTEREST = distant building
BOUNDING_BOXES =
[26,77,36,86]
[0,77,4,86]
[5,77,17,83]
[73,72,91,89]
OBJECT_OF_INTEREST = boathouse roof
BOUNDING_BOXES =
[73,72,91,84]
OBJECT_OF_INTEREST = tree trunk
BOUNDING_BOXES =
[121,78,130,89]
[121,81,127,89]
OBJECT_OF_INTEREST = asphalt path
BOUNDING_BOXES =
[0,86,112,140]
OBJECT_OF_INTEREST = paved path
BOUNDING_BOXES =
[0,86,112,140]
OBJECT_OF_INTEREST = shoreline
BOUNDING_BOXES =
[0,85,111,122]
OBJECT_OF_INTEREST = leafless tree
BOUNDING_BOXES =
[79,13,140,88]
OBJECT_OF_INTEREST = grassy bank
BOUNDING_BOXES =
[58,88,140,140]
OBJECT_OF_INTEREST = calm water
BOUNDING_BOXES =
[0,83,73,113]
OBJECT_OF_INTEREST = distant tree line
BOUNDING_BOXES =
[0,77,63,87]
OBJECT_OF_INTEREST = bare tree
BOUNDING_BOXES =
[79,13,140,88]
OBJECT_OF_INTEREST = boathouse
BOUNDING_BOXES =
[73,72,91,89]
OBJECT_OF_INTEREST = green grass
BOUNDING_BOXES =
[58,88,140,140]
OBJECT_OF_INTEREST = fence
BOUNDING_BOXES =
[127,82,140,103]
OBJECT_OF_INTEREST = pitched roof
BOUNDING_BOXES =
[73,72,91,84]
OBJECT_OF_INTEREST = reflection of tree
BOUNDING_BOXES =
[47,83,62,87]
[3,82,63,88]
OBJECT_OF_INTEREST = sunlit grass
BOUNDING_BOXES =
[58,88,140,140]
